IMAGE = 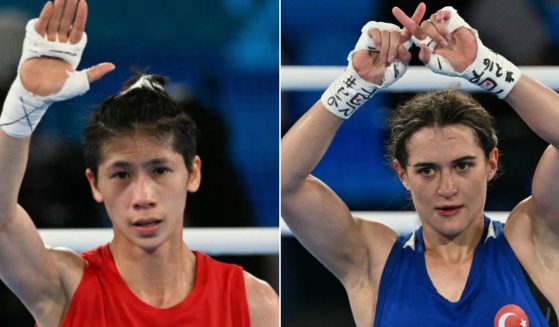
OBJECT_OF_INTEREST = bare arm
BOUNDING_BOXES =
[505,77,559,240]
[281,104,386,284]
[244,272,278,327]
[0,0,112,324]
[0,131,69,322]
[281,6,424,286]
[500,74,559,306]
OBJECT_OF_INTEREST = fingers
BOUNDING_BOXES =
[38,0,87,44]
[396,3,426,43]
[419,19,448,47]
[416,8,453,49]
[46,0,64,41]
[434,8,451,24]
[418,44,431,64]
[397,43,412,65]
[35,2,53,36]
[58,0,78,43]
[86,63,115,83]
[367,28,402,64]
[387,30,400,63]
[369,28,381,51]
[392,5,426,41]
[69,0,87,44]
[379,30,390,63]
[411,3,427,26]
[428,11,451,43]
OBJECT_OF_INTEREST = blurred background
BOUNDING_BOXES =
[0,0,278,324]
[282,0,559,325]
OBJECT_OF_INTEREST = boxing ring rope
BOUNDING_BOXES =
[281,211,509,236]
[38,228,279,255]
[282,66,559,91]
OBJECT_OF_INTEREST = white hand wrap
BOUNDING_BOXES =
[412,7,521,99]
[0,18,90,138]
[321,22,410,119]
[19,18,87,70]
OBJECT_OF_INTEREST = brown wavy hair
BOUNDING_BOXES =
[387,90,500,176]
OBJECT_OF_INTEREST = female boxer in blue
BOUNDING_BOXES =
[282,3,558,326]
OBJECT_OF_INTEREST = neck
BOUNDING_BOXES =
[422,215,485,263]
[109,235,196,308]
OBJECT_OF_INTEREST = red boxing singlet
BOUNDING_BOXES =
[59,244,250,326]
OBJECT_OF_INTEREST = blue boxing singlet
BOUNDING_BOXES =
[373,216,552,326]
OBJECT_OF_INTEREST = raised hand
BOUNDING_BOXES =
[392,6,477,73]
[318,3,426,119]
[352,3,426,85]
[20,0,114,96]
[392,5,521,99]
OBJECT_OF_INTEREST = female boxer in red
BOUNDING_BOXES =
[0,1,278,326]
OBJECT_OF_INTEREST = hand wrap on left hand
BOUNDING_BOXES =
[412,6,521,99]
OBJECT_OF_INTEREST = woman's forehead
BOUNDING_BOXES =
[99,134,179,164]
[406,125,482,163]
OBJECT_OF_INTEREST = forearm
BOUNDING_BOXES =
[282,18,414,195]
[281,101,343,194]
[505,75,559,147]
[0,130,30,221]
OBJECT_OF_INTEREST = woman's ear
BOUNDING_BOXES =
[187,156,202,192]
[85,168,103,203]
[393,159,410,191]
[487,148,499,181]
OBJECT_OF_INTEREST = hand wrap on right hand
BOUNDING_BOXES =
[0,18,90,138]
[321,22,410,119]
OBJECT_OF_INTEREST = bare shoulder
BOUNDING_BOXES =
[344,217,398,324]
[46,246,85,298]
[354,217,398,280]
[31,247,84,326]
[505,196,559,248]
[503,197,533,240]
[355,217,398,251]
[505,197,559,305]
[504,198,537,268]
[243,271,278,327]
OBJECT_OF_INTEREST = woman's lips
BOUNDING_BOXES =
[435,205,464,216]
[132,218,162,236]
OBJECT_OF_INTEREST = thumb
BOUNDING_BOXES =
[86,63,116,83]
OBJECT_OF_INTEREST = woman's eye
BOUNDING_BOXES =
[112,171,129,179]
[456,162,471,171]
[153,167,170,176]
[418,167,434,176]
